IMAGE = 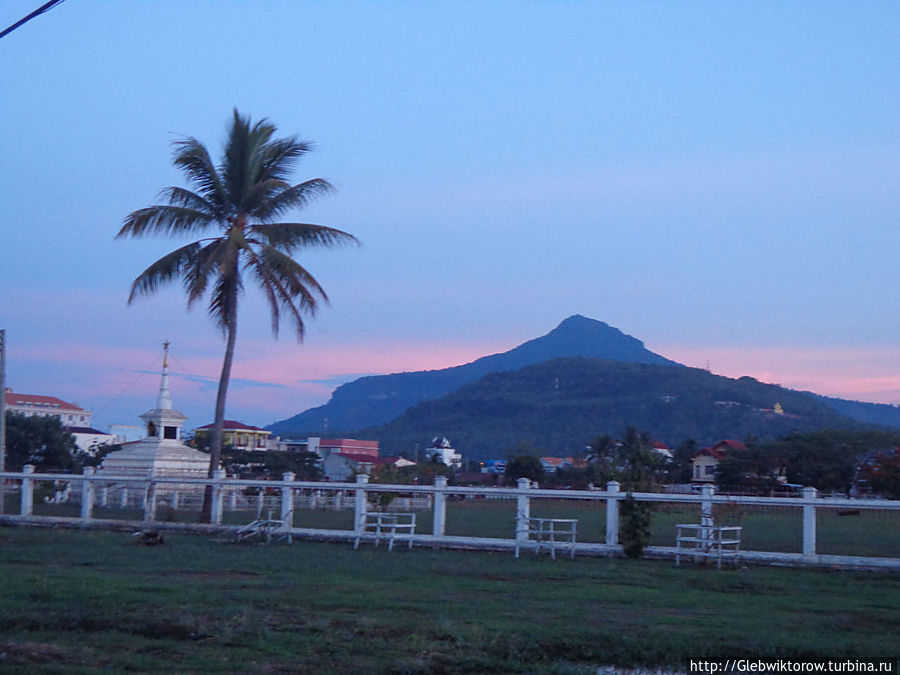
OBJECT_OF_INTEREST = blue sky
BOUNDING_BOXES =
[2,1,899,432]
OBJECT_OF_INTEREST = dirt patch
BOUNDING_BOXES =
[174,570,261,579]
[0,641,85,665]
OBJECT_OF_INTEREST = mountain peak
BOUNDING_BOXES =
[493,315,679,369]
[268,315,681,435]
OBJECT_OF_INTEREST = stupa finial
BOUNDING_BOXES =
[156,341,172,410]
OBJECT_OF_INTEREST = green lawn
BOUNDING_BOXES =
[0,526,898,673]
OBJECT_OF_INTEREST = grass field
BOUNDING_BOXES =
[0,526,898,673]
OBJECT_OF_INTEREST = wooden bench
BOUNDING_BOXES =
[354,512,416,551]
[235,510,292,544]
[675,524,741,569]
[515,517,577,560]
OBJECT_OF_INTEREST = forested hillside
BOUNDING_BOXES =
[360,357,868,459]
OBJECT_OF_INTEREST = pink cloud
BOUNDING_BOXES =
[662,345,900,404]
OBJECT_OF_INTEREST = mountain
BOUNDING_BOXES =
[811,394,900,428]
[358,357,869,459]
[267,315,680,435]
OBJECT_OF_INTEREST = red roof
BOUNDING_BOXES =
[3,390,85,411]
[194,420,268,432]
[712,439,746,452]
[692,439,747,462]
[540,457,573,467]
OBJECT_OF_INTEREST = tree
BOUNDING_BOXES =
[222,449,322,481]
[857,447,900,499]
[586,428,662,490]
[4,412,79,472]
[118,110,357,517]
[669,439,699,483]
[505,455,544,484]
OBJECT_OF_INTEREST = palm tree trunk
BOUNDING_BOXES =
[201,304,238,522]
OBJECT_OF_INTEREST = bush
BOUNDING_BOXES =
[620,494,652,558]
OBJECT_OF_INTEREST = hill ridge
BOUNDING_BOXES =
[267,315,679,435]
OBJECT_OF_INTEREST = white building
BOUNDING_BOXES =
[3,387,116,452]
[3,387,92,426]
[97,343,210,481]
[425,437,462,469]
[70,427,117,455]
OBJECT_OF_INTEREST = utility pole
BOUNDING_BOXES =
[0,329,6,514]
[0,329,6,470]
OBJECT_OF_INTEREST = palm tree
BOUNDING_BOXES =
[118,110,357,516]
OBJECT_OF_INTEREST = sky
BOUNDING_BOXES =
[2,1,899,433]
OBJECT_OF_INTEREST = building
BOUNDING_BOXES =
[540,457,574,473]
[691,440,746,482]
[3,387,116,452]
[481,459,507,474]
[424,437,462,469]
[193,421,272,451]
[109,424,143,444]
[3,387,93,427]
[322,452,413,481]
[650,441,674,461]
[70,427,118,455]
[306,437,379,459]
[97,344,210,480]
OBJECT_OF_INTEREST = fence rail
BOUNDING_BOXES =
[1,466,898,569]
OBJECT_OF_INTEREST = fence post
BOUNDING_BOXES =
[433,475,448,538]
[20,464,35,516]
[605,480,620,546]
[699,483,715,545]
[802,487,817,559]
[354,474,369,533]
[281,472,295,527]
[515,477,532,543]
[80,467,95,520]
[211,469,226,524]
[700,484,715,525]
[143,481,156,522]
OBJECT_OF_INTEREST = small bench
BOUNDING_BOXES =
[515,517,577,560]
[675,524,741,569]
[235,511,292,544]
[354,512,416,551]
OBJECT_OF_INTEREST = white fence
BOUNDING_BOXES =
[1,465,898,569]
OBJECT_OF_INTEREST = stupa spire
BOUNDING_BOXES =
[156,340,172,410]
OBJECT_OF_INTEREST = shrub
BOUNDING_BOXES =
[620,494,652,558]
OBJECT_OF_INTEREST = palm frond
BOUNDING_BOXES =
[207,276,243,335]
[223,110,278,211]
[206,235,244,333]
[248,222,358,252]
[258,137,314,183]
[183,239,230,307]
[171,137,227,211]
[127,243,200,302]
[117,205,215,238]
[254,178,335,221]
[249,246,330,339]
[158,186,220,218]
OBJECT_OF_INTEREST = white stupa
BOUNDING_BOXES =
[97,342,211,479]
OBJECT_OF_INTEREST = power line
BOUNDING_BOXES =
[0,0,67,40]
